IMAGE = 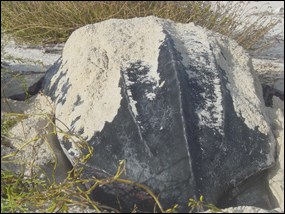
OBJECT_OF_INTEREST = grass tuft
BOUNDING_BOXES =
[1,1,283,51]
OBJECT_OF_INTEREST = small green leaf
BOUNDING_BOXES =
[166,204,178,213]
[199,195,203,202]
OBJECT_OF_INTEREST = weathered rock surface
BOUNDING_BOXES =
[2,40,63,73]
[1,39,62,100]
[1,71,45,100]
[203,205,282,213]
[43,16,277,211]
[1,94,72,183]
[253,58,284,107]
[266,97,284,211]
[263,84,284,107]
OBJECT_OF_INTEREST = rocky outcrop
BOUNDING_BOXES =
[43,16,277,212]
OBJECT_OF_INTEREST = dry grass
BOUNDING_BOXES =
[1,1,282,51]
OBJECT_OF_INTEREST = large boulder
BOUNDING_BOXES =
[43,16,276,212]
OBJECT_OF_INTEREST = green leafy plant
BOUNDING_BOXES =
[188,195,224,213]
[1,143,170,212]
[0,101,172,213]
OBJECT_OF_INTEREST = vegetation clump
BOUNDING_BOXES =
[1,1,282,51]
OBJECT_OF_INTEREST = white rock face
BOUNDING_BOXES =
[48,17,165,141]
[47,16,272,141]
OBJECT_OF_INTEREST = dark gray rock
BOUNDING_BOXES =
[1,40,63,100]
[1,70,45,100]
[1,57,63,101]
[43,16,276,212]
[217,170,279,210]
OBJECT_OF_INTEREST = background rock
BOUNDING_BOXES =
[266,97,284,211]
[1,38,63,100]
[1,94,72,183]
[203,205,282,213]
[1,71,45,100]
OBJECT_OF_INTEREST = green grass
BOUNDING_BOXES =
[1,1,282,51]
